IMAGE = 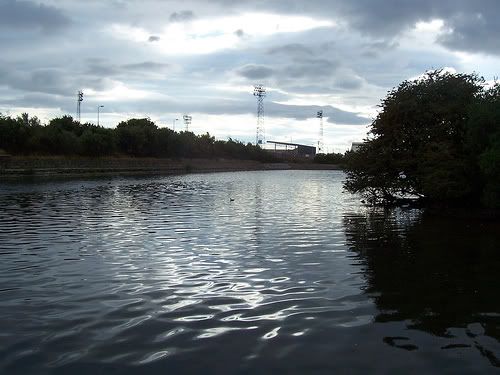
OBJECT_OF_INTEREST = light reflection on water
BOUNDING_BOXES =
[0,170,498,374]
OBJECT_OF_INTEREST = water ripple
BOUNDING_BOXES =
[0,171,498,373]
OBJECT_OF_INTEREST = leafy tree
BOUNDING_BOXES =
[49,115,85,136]
[479,142,500,207]
[344,70,494,206]
[116,118,157,156]
[80,126,116,156]
[0,113,24,153]
[314,152,345,164]
[0,113,279,162]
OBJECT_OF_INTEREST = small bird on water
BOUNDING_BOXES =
[230,198,235,202]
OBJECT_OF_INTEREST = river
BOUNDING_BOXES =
[0,170,498,374]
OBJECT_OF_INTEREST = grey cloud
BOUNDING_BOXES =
[341,1,500,55]
[86,61,171,77]
[236,65,275,80]
[268,43,314,56]
[0,0,70,32]
[332,0,436,36]
[14,68,73,95]
[334,75,364,90]
[267,102,369,125]
[283,85,337,95]
[235,58,340,84]
[361,40,399,58]
[367,40,400,50]
[360,50,378,59]
[2,0,499,145]
[1,92,69,112]
[337,1,500,55]
[439,12,500,55]
[0,65,111,97]
[86,62,120,77]
[211,0,500,55]
[148,35,160,42]
[122,62,171,71]
[283,58,339,79]
[169,10,195,23]
[60,82,368,125]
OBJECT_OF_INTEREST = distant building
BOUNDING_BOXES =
[266,141,316,160]
[351,142,364,152]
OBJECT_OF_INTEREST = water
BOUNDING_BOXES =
[0,170,498,374]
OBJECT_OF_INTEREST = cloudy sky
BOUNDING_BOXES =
[1,0,500,151]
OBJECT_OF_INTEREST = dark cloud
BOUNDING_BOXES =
[334,0,500,55]
[169,10,195,23]
[0,0,70,32]
[330,0,436,36]
[2,0,500,144]
[212,0,500,55]
[439,12,500,55]
[236,65,275,80]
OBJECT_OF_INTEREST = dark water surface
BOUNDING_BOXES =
[0,171,499,374]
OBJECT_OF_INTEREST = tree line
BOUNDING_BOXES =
[0,115,276,162]
[344,70,500,208]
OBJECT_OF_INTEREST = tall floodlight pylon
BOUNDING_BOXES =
[76,90,84,123]
[253,84,266,146]
[317,110,324,154]
[183,114,192,131]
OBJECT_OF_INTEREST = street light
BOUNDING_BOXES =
[172,118,179,131]
[97,105,104,126]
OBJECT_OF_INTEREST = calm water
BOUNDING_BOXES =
[0,170,499,374]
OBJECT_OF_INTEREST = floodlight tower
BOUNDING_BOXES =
[183,114,192,131]
[253,84,266,146]
[76,90,84,122]
[317,110,324,154]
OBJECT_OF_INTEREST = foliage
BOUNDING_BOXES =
[344,70,500,208]
[116,118,157,156]
[0,113,277,163]
[314,152,345,165]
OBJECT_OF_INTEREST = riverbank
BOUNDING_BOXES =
[0,156,341,178]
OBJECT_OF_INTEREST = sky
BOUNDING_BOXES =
[1,0,500,152]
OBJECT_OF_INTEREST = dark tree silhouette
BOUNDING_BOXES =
[344,70,500,208]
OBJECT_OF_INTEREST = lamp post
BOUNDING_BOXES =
[97,105,104,126]
[172,118,179,131]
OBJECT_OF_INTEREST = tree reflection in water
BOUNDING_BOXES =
[343,208,500,366]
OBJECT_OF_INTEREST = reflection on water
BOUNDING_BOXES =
[0,171,498,373]
[344,209,500,367]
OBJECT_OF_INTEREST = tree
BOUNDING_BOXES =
[468,82,500,207]
[0,113,279,163]
[314,152,345,164]
[80,126,116,156]
[116,118,158,156]
[344,70,488,206]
